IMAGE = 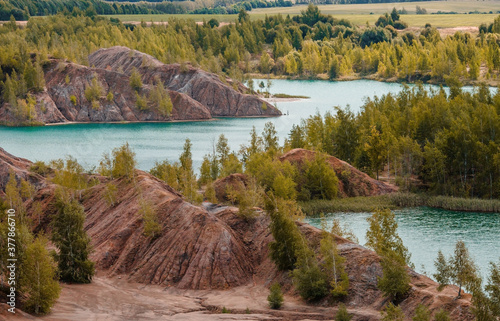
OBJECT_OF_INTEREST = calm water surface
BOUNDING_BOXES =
[306,207,500,278]
[0,79,437,170]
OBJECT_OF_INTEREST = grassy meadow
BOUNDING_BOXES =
[105,0,500,27]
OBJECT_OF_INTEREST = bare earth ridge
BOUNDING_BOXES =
[0,147,472,320]
[0,47,280,125]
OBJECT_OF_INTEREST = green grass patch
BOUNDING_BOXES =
[105,13,499,28]
[251,1,500,16]
[426,195,500,213]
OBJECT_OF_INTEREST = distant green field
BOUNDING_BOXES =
[105,0,500,28]
[252,0,500,15]
[106,13,497,28]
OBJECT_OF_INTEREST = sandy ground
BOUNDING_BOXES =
[0,275,381,321]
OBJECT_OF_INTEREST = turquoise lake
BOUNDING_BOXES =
[0,79,458,171]
[1,79,498,278]
[306,207,500,279]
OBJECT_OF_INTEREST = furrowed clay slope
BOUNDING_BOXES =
[0,148,472,320]
[88,46,280,117]
[0,47,280,125]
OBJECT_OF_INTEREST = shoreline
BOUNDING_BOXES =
[2,114,285,128]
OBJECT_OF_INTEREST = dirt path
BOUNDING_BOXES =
[1,275,382,321]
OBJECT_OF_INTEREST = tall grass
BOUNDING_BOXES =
[300,193,500,215]
[427,195,500,213]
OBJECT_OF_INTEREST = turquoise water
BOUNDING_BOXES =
[0,79,411,170]
[306,207,500,279]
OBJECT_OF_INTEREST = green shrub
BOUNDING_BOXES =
[412,304,430,321]
[434,309,451,321]
[104,182,118,206]
[135,92,148,110]
[381,302,405,321]
[267,282,284,309]
[84,74,104,103]
[30,161,50,176]
[140,200,162,239]
[377,250,411,301]
[111,143,137,180]
[70,95,77,105]
[221,306,230,313]
[106,91,114,102]
[335,303,352,321]
[292,246,329,302]
[129,67,143,90]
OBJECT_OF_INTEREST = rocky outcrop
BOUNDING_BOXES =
[280,148,398,197]
[213,173,249,202]
[0,47,280,125]
[89,46,280,117]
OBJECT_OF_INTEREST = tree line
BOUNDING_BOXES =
[2,5,500,106]
[0,0,189,20]
[288,83,500,199]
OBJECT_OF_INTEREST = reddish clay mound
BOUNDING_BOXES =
[213,173,249,202]
[0,147,43,194]
[0,147,472,319]
[89,46,281,117]
[280,148,398,197]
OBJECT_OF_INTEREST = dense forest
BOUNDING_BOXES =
[0,0,191,20]
[288,84,500,199]
[1,8,500,198]
[1,5,499,87]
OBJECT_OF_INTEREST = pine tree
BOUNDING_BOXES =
[262,122,278,152]
[381,302,404,321]
[365,209,412,266]
[433,250,451,291]
[335,303,352,321]
[377,249,411,301]
[320,230,349,299]
[51,196,95,283]
[267,282,284,309]
[129,67,143,90]
[486,260,500,316]
[216,134,230,166]
[266,195,304,271]
[450,240,480,298]
[111,143,137,180]
[19,236,61,315]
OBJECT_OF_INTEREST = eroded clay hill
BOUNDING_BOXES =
[0,147,43,194]
[89,46,280,117]
[0,47,279,125]
[280,148,398,197]
[0,148,472,320]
